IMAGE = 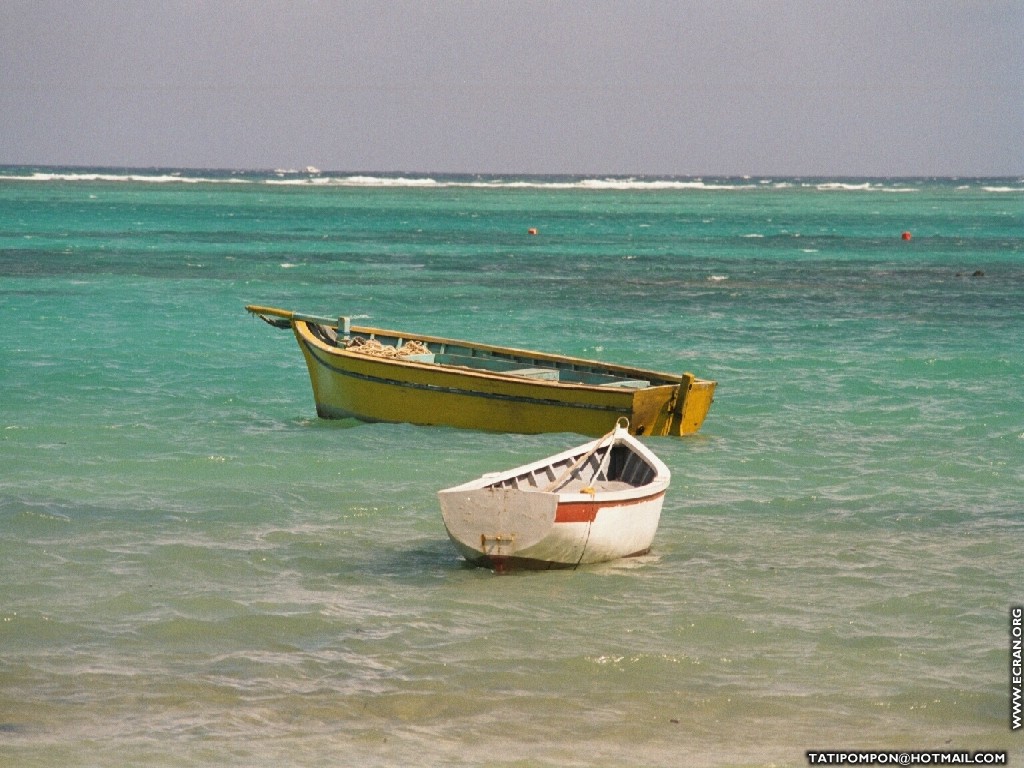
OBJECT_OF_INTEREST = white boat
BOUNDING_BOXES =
[438,419,670,571]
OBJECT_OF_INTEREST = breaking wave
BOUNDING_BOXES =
[1,167,1020,193]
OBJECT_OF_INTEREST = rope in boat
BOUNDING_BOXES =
[542,424,620,493]
[344,337,431,358]
[248,312,430,357]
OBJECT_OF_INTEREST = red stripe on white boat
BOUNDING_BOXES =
[554,490,665,523]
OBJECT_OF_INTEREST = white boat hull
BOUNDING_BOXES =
[438,423,670,571]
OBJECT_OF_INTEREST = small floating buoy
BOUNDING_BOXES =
[527,227,538,235]
[901,231,912,241]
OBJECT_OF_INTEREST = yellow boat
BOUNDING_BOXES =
[245,305,715,437]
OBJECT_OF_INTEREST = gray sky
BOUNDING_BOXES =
[2,0,1021,176]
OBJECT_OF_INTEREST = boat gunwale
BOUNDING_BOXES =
[245,305,713,387]
[294,319,696,392]
[437,429,671,501]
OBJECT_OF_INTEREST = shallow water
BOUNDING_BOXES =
[1,169,1021,765]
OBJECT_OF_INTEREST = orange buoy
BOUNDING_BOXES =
[901,231,912,241]
[527,228,538,235]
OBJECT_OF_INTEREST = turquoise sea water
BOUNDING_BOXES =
[1,168,1022,766]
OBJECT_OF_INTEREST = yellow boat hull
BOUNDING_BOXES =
[247,306,714,437]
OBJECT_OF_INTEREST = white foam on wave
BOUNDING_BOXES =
[5,170,1011,194]
[815,182,873,191]
[813,181,919,193]
[336,175,439,187]
[575,178,758,191]
[261,176,763,191]
[7,171,243,184]
[265,174,440,187]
